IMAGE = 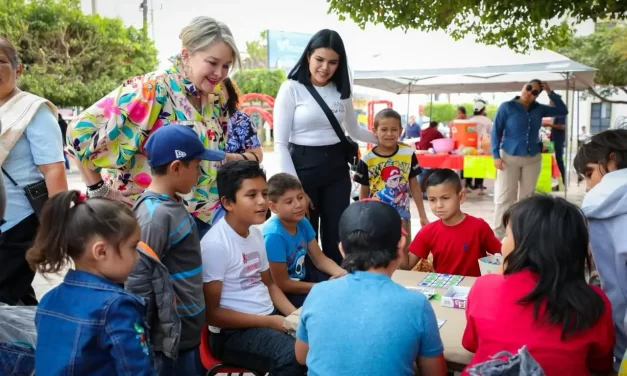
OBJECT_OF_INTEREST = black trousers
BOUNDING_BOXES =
[289,143,350,280]
[0,214,39,306]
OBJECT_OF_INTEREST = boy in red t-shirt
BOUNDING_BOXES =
[406,169,501,277]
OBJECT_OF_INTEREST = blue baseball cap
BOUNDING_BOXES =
[144,125,226,167]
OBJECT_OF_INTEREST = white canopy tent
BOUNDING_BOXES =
[349,44,595,198]
[352,59,595,94]
[350,36,596,94]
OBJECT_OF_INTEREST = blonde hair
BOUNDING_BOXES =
[179,17,240,69]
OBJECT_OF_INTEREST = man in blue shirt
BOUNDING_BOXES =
[294,200,446,376]
[491,80,568,238]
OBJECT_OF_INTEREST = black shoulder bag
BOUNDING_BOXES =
[1,168,49,219]
[304,84,359,168]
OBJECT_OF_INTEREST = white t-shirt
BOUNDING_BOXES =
[201,219,274,332]
[470,115,493,147]
[273,79,379,176]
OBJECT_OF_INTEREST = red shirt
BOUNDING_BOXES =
[408,214,501,277]
[418,127,444,150]
[462,271,614,376]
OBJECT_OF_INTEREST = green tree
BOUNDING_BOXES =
[232,69,286,97]
[0,0,158,108]
[242,31,268,70]
[326,0,627,53]
[423,102,498,122]
[423,103,457,122]
[557,23,627,104]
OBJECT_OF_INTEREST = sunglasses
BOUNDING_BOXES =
[525,84,543,97]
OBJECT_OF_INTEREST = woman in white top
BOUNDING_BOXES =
[465,99,493,195]
[273,29,378,278]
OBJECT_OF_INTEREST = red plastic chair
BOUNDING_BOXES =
[200,326,262,376]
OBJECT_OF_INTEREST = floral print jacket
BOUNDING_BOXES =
[225,110,261,154]
[66,56,227,224]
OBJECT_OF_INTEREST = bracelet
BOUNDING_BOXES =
[240,153,249,161]
[251,152,259,162]
[87,182,110,198]
[87,180,105,191]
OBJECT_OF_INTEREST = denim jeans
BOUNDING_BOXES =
[209,326,306,376]
[155,347,203,376]
[466,346,545,376]
[0,342,35,376]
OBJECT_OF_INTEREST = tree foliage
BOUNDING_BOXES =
[0,0,158,108]
[241,31,268,70]
[232,69,286,98]
[424,102,498,122]
[557,23,627,104]
[326,0,627,53]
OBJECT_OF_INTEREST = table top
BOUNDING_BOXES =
[283,270,476,369]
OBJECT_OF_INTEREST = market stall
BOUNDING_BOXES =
[352,49,595,197]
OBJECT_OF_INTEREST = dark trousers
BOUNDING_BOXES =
[155,347,203,376]
[209,326,305,376]
[289,143,350,280]
[193,216,211,240]
[553,139,566,184]
[0,214,39,306]
[464,177,485,189]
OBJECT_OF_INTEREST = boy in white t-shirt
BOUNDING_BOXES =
[201,160,306,376]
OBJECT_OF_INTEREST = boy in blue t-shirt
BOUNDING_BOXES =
[295,200,446,376]
[263,173,346,308]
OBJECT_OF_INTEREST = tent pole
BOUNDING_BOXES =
[576,90,581,187]
[406,83,412,122]
[429,94,434,119]
[564,72,571,199]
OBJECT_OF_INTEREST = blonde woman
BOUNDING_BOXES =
[67,17,241,239]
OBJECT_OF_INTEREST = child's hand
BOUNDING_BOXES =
[267,315,289,333]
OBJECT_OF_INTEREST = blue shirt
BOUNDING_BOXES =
[36,270,154,376]
[297,271,444,376]
[491,92,567,159]
[263,216,315,280]
[402,122,421,139]
[1,106,64,232]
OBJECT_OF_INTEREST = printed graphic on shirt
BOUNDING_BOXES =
[354,144,421,221]
[287,240,307,280]
[329,101,345,114]
[239,250,264,290]
[134,323,149,356]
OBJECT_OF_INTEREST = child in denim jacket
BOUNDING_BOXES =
[27,190,154,375]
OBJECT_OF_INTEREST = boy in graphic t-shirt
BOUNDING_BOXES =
[354,108,429,269]
[406,168,502,277]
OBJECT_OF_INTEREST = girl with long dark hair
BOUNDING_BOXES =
[462,195,614,376]
[273,29,378,277]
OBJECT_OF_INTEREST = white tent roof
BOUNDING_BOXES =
[350,37,596,95]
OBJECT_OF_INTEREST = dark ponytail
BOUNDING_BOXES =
[27,190,138,274]
[502,195,604,339]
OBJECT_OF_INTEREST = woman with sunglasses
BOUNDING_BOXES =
[490,79,568,239]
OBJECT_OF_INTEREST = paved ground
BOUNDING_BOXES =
[31,152,586,376]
